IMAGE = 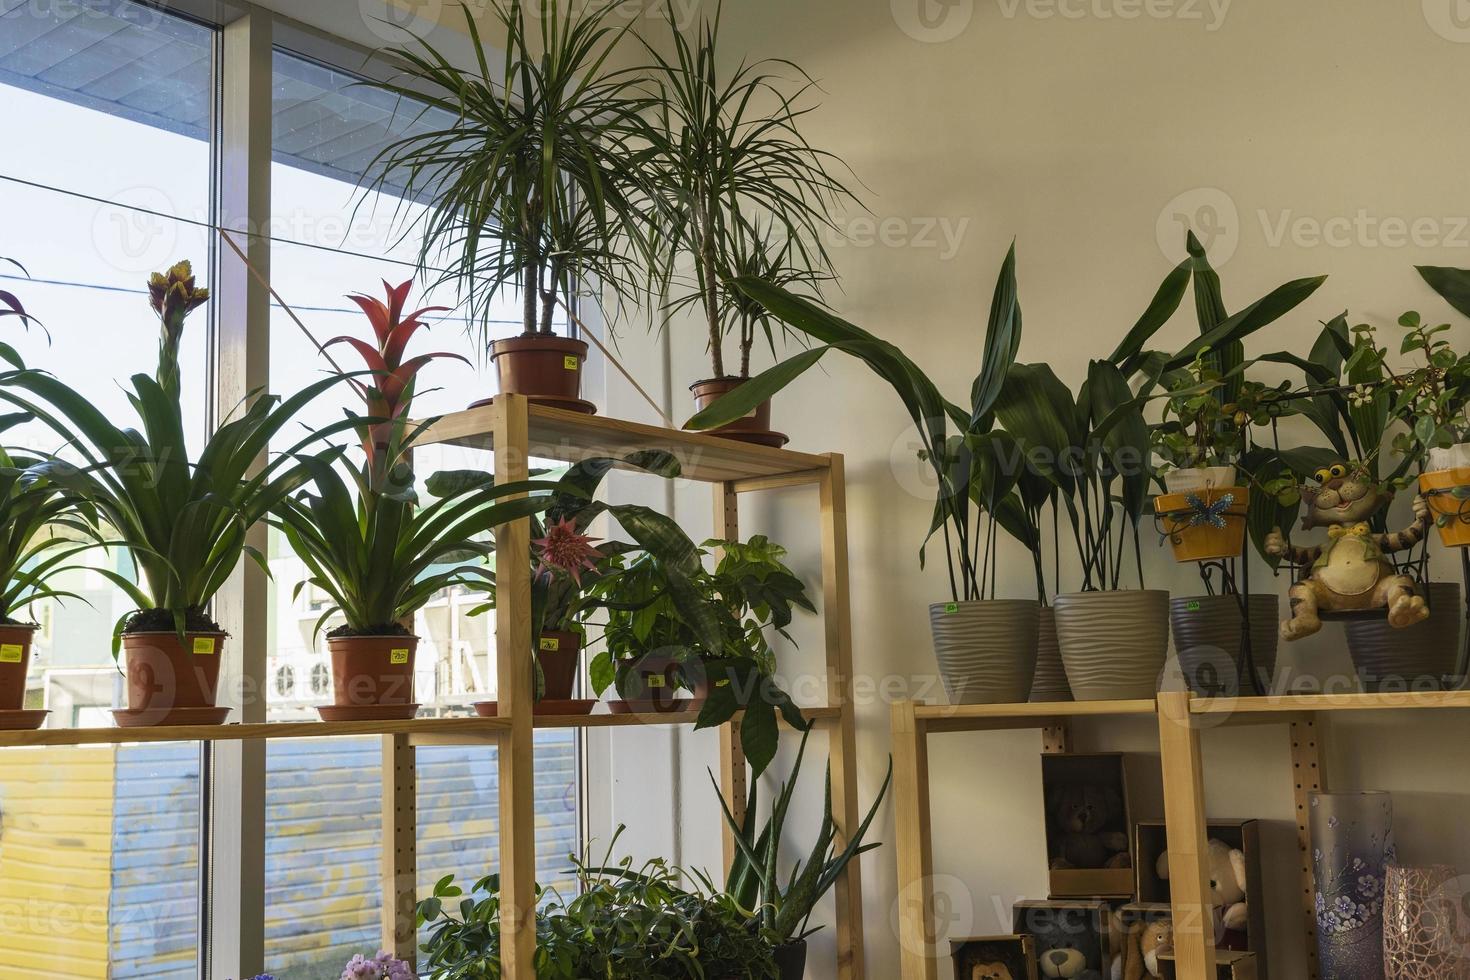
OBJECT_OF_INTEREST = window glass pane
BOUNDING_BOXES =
[265,49,581,975]
[0,1,211,974]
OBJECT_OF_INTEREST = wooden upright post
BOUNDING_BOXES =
[1291,715,1327,980]
[381,733,417,963]
[713,481,747,874]
[892,700,936,980]
[1157,691,1217,979]
[821,455,865,980]
[494,395,537,978]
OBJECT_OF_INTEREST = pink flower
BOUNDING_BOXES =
[532,517,603,584]
[340,951,415,980]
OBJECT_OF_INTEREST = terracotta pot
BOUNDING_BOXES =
[1420,467,1470,547]
[537,629,581,700]
[1029,606,1072,702]
[1053,590,1170,700]
[1154,486,1249,562]
[0,623,37,711]
[490,334,589,403]
[928,599,1038,703]
[327,635,418,707]
[123,631,226,711]
[1345,582,1462,692]
[1170,594,1279,696]
[690,377,773,435]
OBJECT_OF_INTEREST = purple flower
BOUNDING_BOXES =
[342,952,417,980]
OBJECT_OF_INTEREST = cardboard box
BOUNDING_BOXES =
[1012,899,1117,980]
[1133,819,1267,980]
[1041,753,1134,898]
[950,935,1039,980]
[1159,950,1258,980]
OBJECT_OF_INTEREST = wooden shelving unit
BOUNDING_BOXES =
[893,689,1470,980]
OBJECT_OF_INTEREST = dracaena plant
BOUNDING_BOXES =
[271,281,555,637]
[641,1,856,379]
[363,0,658,345]
[0,261,361,648]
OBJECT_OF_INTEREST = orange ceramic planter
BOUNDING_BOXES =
[1420,468,1470,547]
[1154,486,1249,562]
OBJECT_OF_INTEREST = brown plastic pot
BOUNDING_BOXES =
[123,631,226,711]
[328,635,418,707]
[0,624,37,711]
[490,334,588,403]
[614,654,710,713]
[690,377,773,436]
[537,629,581,700]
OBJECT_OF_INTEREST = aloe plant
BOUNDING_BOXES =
[713,730,891,942]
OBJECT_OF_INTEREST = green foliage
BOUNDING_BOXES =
[716,730,890,942]
[1149,350,1244,473]
[0,436,103,623]
[417,834,777,979]
[363,0,658,341]
[586,534,814,775]
[1386,310,1470,462]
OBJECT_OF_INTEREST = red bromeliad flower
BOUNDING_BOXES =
[328,279,467,464]
[533,517,604,585]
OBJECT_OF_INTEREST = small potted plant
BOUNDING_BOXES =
[272,279,557,720]
[365,0,657,412]
[0,262,358,726]
[644,3,855,441]
[714,730,891,980]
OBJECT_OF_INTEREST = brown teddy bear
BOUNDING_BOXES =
[971,963,1016,980]
[1123,919,1173,980]
[1048,784,1131,870]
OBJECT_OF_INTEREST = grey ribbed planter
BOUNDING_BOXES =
[1029,606,1072,702]
[1345,582,1462,692]
[928,599,1039,704]
[1053,590,1170,700]
[1170,594,1279,696]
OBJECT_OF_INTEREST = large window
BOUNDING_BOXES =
[0,1,214,973]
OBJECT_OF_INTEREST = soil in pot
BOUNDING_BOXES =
[773,939,807,980]
[928,599,1038,704]
[123,629,227,712]
[489,334,592,409]
[1420,466,1470,547]
[1029,606,1072,702]
[690,378,787,448]
[1154,486,1249,563]
[1170,594,1279,696]
[1345,581,1462,692]
[327,633,418,707]
[0,622,38,712]
[1053,590,1170,700]
[537,630,581,700]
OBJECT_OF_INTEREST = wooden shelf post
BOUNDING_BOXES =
[892,700,936,980]
[714,480,749,875]
[1290,715,1326,980]
[1157,690,1217,979]
[381,733,417,963]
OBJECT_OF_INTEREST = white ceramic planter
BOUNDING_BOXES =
[928,599,1040,704]
[1427,443,1470,472]
[1163,465,1237,494]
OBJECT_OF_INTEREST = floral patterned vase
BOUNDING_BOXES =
[1311,791,1395,980]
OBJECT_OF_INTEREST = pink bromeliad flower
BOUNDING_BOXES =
[533,517,603,584]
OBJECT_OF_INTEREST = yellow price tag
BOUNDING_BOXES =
[646,674,666,688]
[562,354,579,370]
[539,636,560,651]
[390,648,410,664]
[0,644,23,664]
[192,637,216,655]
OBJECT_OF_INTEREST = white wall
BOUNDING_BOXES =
[638,1,1470,977]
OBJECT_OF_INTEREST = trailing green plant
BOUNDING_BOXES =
[1383,310,1470,463]
[585,534,814,774]
[417,831,777,979]
[363,0,658,344]
[714,729,891,943]
[0,261,361,648]
[1149,350,1245,475]
[641,0,856,379]
[271,279,558,636]
[0,438,104,625]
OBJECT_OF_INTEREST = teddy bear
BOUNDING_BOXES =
[1156,837,1248,945]
[1048,783,1131,870]
[1122,918,1173,980]
[971,963,1015,980]
[1016,904,1107,980]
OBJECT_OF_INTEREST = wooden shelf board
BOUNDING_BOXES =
[1192,691,1470,716]
[414,403,831,484]
[916,698,1156,733]
[476,704,840,732]
[0,715,513,748]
